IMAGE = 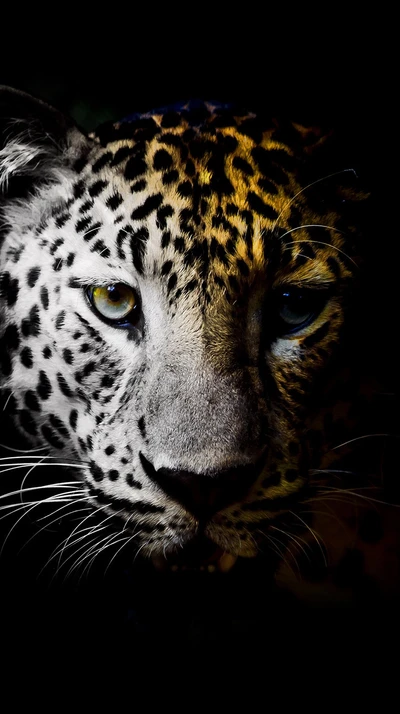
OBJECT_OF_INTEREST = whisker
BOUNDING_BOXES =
[281,234,357,267]
[2,391,14,411]
[270,524,311,561]
[0,443,48,454]
[18,502,91,554]
[271,168,357,230]
[261,531,299,577]
[332,433,396,450]
[288,510,327,567]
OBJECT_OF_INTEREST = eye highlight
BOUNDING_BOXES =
[86,283,140,326]
[274,286,331,335]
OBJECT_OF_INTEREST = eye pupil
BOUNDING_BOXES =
[108,286,121,303]
[275,287,329,335]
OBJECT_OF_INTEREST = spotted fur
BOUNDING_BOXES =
[0,88,397,602]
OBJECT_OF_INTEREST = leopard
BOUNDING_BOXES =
[0,86,398,627]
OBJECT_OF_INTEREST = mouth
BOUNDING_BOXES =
[151,535,239,574]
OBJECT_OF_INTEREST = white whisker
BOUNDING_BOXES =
[288,510,327,567]
[271,168,357,230]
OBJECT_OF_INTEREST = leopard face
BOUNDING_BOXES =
[1,89,384,584]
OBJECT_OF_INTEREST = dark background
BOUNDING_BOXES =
[0,12,393,136]
[0,16,398,676]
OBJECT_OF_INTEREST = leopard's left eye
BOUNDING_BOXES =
[275,287,330,335]
[86,283,140,326]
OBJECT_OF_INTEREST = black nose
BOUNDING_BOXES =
[139,452,261,519]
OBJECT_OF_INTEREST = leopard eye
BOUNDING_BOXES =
[86,283,140,326]
[275,287,330,335]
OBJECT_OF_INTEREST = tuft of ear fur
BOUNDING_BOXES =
[0,86,90,198]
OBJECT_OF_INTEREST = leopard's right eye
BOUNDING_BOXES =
[273,286,331,335]
[86,283,141,327]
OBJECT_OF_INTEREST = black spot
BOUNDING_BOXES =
[69,409,78,431]
[126,473,143,489]
[21,305,40,337]
[90,462,105,482]
[43,346,52,359]
[20,346,33,368]
[251,146,288,185]
[57,372,73,397]
[41,425,64,450]
[110,146,132,166]
[258,177,279,195]
[24,390,41,411]
[0,272,19,306]
[79,199,94,215]
[131,193,163,221]
[108,469,120,481]
[162,170,179,185]
[92,151,113,172]
[83,222,102,241]
[167,273,178,293]
[78,438,88,454]
[91,240,110,258]
[177,180,192,198]
[83,361,96,378]
[62,349,74,365]
[55,311,65,330]
[73,179,86,199]
[55,212,70,228]
[52,258,63,272]
[3,324,20,350]
[40,286,49,310]
[174,236,185,253]
[27,267,41,288]
[49,414,69,438]
[88,180,108,198]
[130,226,149,275]
[137,416,146,438]
[232,156,254,176]
[184,279,198,293]
[50,238,64,256]
[131,179,147,193]
[247,191,279,220]
[153,149,173,170]
[161,231,171,249]
[125,155,147,181]
[106,192,123,211]
[66,253,75,267]
[75,216,93,234]
[37,371,52,400]
[105,445,115,455]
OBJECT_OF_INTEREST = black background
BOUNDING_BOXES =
[0,12,398,679]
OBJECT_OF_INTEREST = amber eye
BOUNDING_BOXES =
[86,283,140,326]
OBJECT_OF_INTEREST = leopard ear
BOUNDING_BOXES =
[0,86,91,198]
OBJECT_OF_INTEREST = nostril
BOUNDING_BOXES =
[139,451,262,519]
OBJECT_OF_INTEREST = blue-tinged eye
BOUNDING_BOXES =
[275,287,330,335]
[86,284,140,326]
